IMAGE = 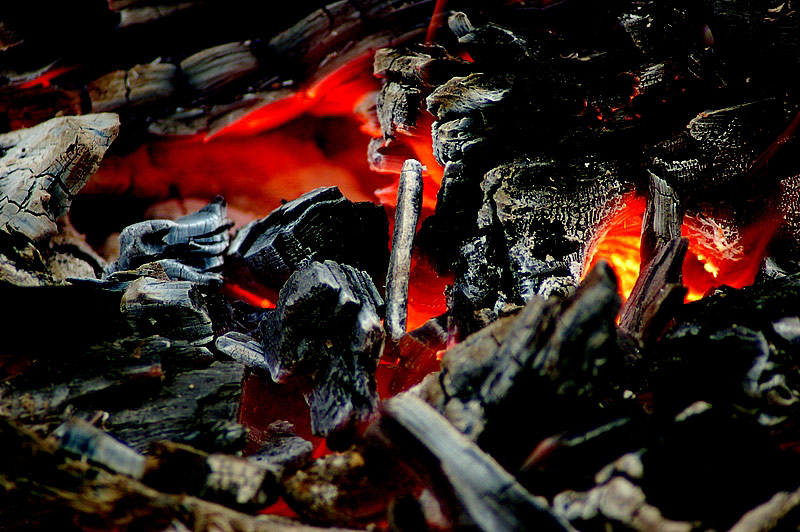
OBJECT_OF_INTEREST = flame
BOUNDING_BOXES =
[585,197,780,303]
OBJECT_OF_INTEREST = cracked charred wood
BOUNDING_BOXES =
[144,440,280,510]
[105,196,232,286]
[88,62,178,113]
[180,41,259,95]
[215,330,270,371]
[618,237,688,346]
[385,159,423,343]
[259,260,384,440]
[480,157,634,303]
[0,417,365,532]
[373,393,574,532]
[247,421,314,474]
[282,446,406,526]
[420,262,622,470]
[226,186,389,299]
[121,276,214,345]
[640,172,684,269]
[0,113,119,241]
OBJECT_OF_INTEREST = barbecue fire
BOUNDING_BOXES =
[2,2,800,532]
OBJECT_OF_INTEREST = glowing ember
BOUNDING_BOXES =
[585,198,780,303]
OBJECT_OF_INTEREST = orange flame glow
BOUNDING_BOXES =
[585,197,780,303]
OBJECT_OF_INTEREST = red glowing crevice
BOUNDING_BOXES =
[585,196,783,303]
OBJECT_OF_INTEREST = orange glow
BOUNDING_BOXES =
[17,65,77,88]
[406,254,452,331]
[584,197,780,303]
[222,283,276,308]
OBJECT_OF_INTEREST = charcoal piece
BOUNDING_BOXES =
[447,12,539,66]
[282,446,403,525]
[260,260,384,438]
[647,100,796,198]
[376,80,422,138]
[618,237,688,346]
[248,421,313,473]
[424,262,621,469]
[226,186,389,297]
[88,62,178,112]
[53,417,146,479]
[0,113,119,241]
[215,331,269,371]
[640,172,684,269]
[385,159,423,343]
[385,314,448,395]
[727,486,800,532]
[373,44,470,88]
[179,41,259,95]
[121,277,214,345]
[553,476,693,532]
[374,394,573,532]
[105,196,232,286]
[480,157,633,302]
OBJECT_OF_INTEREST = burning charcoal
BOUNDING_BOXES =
[0,113,119,241]
[121,277,214,345]
[420,262,621,469]
[639,172,684,269]
[226,186,389,297]
[105,196,232,286]
[385,159,424,343]
[53,417,146,479]
[618,237,688,346]
[480,157,633,302]
[247,421,313,473]
[373,394,573,532]
[259,260,384,439]
[385,314,448,395]
[282,446,404,525]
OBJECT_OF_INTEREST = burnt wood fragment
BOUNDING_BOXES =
[226,186,389,298]
[259,260,384,439]
[385,159,423,343]
[375,393,574,532]
[640,172,684,269]
[121,276,214,345]
[53,417,147,479]
[88,62,178,113]
[618,237,688,346]
[105,196,232,286]
[180,41,259,96]
[247,421,314,474]
[0,113,119,241]
[385,314,448,395]
[727,486,800,532]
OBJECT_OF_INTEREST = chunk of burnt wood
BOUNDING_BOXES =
[374,394,574,532]
[180,41,259,96]
[226,186,388,297]
[105,196,232,286]
[619,237,688,346]
[247,421,313,474]
[385,314,448,395]
[88,62,178,113]
[53,417,147,479]
[282,447,403,525]
[0,113,119,241]
[121,277,214,345]
[373,44,470,89]
[144,440,280,509]
[215,330,270,371]
[424,262,621,469]
[259,260,384,439]
[640,172,684,269]
[385,159,423,343]
[727,486,800,532]
[480,157,634,302]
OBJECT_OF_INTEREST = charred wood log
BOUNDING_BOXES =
[385,159,423,343]
[88,62,178,113]
[54,416,147,479]
[226,186,388,298]
[0,113,119,241]
[618,237,688,346]
[105,196,232,286]
[373,393,574,532]
[247,421,314,474]
[639,172,684,269]
[252,260,384,440]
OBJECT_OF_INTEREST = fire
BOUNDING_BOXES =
[585,197,780,303]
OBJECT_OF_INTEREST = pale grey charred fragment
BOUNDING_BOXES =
[377,80,422,138]
[180,41,259,95]
[53,417,147,479]
[215,331,270,371]
[0,113,119,241]
[376,394,575,532]
[259,260,385,438]
[121,277,214,345]
[640,172,684,269]
[226,186,388,296]
[105,196,232,286]
[385,159,423,343]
